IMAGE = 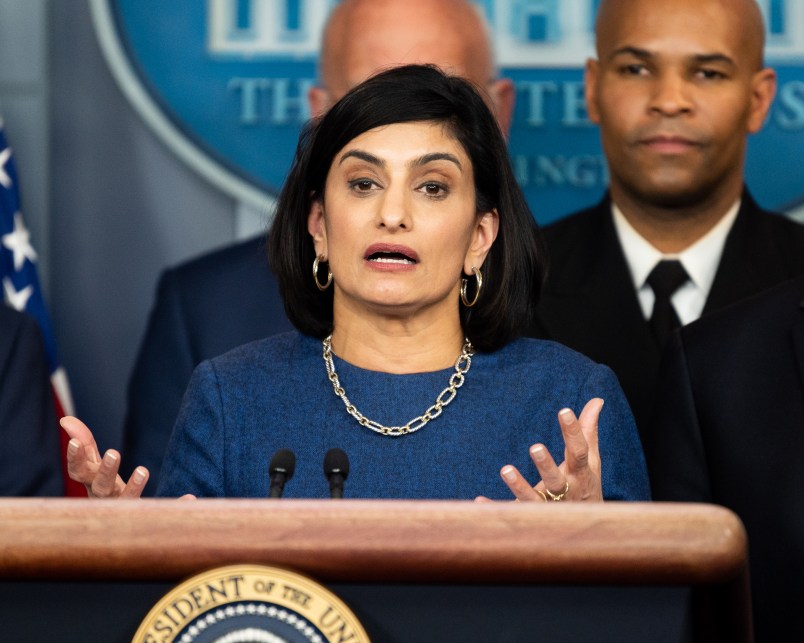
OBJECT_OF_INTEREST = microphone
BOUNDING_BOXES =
[323,448,350,499]
[268,449,296,498]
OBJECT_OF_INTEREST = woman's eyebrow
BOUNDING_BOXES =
[338,149,384,167]
[338,150,463,171]
[410,153,463,171]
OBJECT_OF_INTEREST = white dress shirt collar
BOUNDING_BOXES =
[611,199,741,324]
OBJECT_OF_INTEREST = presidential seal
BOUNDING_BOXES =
[132,564,370,643]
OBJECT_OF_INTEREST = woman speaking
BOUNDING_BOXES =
[63,65,649,502]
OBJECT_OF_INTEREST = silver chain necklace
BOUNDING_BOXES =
[322,335,475,437]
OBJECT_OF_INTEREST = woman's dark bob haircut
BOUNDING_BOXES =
[269,64,545,352]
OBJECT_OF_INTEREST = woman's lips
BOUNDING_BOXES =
[364,243,419,270]
[364,244,419,262]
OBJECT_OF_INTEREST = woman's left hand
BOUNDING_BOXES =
[480,397,604,502]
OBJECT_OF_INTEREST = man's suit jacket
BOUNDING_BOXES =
[649,274,804,642]
[533,190,804,439]
[122,236,293,493]
[0,305,63,496]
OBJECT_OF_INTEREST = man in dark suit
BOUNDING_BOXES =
[649,274,804,641]
[0,305,63,495]
[122,0,515,492]
[121,241,293,488]
[534,0,804,437]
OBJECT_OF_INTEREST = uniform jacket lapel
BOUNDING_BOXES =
[706,191,797,313]
[538,196,658,367]
[536,197,660,431]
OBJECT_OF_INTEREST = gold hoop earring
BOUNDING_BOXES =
[460,266,483,307]
[313,255,333,291]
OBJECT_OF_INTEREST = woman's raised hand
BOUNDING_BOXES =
[60,416,149,498]
[479,398,604,503]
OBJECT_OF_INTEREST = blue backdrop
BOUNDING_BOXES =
[105,0,804,225]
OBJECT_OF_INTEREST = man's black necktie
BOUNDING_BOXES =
[646,260,689,347]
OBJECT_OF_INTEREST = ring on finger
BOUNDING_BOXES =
[544,480,570,501]
[536,489,547,502]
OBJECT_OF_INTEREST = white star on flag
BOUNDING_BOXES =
[0,146,11,189]
[2,276,33,311]
[2,211,38,270]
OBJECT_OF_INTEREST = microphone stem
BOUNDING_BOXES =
[269,474,286,498]
[329,473,345,499]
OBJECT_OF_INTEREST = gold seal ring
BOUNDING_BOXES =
[543,480,570,501]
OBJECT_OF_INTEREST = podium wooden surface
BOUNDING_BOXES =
[0,499,751,641]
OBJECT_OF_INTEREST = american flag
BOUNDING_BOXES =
[0,117,83,496]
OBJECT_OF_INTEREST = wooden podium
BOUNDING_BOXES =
[0,499,750,642]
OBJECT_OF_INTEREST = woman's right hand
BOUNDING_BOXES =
[60,416,149,498]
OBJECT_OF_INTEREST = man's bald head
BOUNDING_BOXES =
[321,0,493,96]
[308,0,514,133]
[595,0,767,70]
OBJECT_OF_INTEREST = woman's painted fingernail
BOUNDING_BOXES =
[67,439,80,455]
[103,451,118,464]
[501,465,516,482]
[132,468,146,484]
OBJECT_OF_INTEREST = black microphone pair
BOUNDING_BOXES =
[268,448,350,499]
